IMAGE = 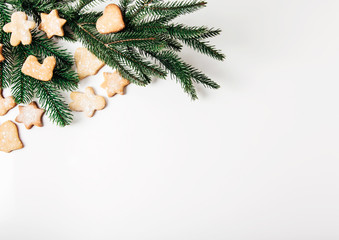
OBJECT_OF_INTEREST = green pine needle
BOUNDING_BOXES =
[0,2,79,126]
[2,0,224,119]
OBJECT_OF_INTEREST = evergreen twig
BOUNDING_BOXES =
[0,1,78,126]
[2,0,224,108]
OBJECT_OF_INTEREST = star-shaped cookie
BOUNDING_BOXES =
[74,47,105,80]
[39,10,67,39]
[0,121,23,153]
[101,71,130,97]
[3,12,36,46]
[0,89,16,116]
[69,87,106,117]
[15,102,45,129]
[0,44,5,63]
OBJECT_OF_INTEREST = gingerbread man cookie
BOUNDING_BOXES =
[69,87,106,117]
[15,102,45,129]
[96,4,125,34]
[3,12,36,46]
[0,121,23,153]
[21,55,56,81]
[39,10,67,39]
[74,47,105,80]
[101,71,130,97]
[0,89,16,116]
[0,44,5,63]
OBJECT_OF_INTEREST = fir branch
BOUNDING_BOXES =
[0,1,11,25]
[166,24,221,40]
[0,45,14,89]
[127,0,159,19]
[142,49,198,99]
[69,20,167,84]
[149,0,206,15]
[196,28,222,39]
[0,1,12,89]
[75,0,108,12]
[141,49,219,94]
[52,68,79,91]
[128,0,207,23]
[7,0,57,22]
[181,38,225,61]
[29,31,75,67]
[0,2,78,126]
[182,62,220,89]
[119,0,134,14]
[34,80,73,127]
[3,0,224,101]
[11,48,35,104]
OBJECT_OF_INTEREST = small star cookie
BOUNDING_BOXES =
[0,44,5,63]
[69,87,106,117]
[74,47,105,80]
[96,4,125,34]
[39,10,67,39]
[0,121,23,153]
[15,102,45,129]
[101,71,130,97]
[0,89,16,116]
[21,55,56,81]
[3,12,36,46]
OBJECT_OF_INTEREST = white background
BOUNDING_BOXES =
[1,0,339,239]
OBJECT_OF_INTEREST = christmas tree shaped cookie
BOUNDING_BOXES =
[74,48,105,80]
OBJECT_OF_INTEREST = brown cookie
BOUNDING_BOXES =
[15,102,45,129]
[39,9,67,39]
[0,44,5,63]
[74,47,105,80]
[96,4,125,34]
[69,87,106,117]
[21,55,56,81]
[0,121,23,153]
[3,12,36,46]
[0,89,16,116]
[101,71,130,97]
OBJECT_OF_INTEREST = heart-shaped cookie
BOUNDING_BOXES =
[0,121,23,153]
[96,4,125,34]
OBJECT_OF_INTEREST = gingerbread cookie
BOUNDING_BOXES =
[69,87,106,117]
[3,12,36,46]
[0,121,23,153]
[96,4,125,34]
[74,47,105,80]
[0,89,16,116]
[101,71,130,97]
[39,9,67,39]
[21,55,56,81]
[15,102,45,129]
[0,44,5,63]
